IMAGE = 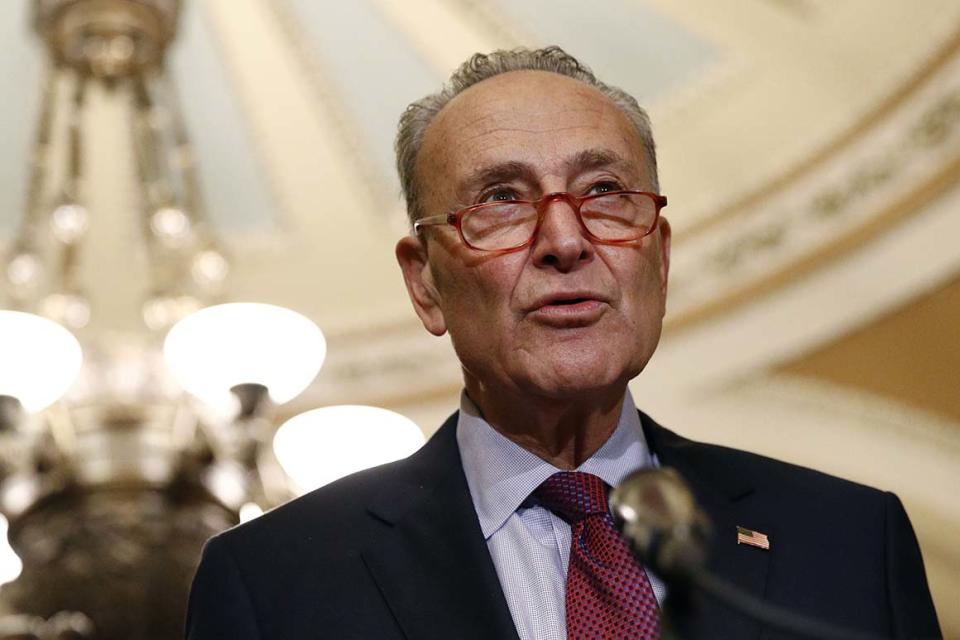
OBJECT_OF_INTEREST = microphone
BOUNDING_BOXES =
[608,467,710,587]
[609,468,884,640]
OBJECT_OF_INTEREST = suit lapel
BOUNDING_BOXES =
[358,409,773,639]
[641,413,771,640]
[360,415,521,640]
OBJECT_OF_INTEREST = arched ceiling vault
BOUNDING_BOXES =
[1,0,959,631]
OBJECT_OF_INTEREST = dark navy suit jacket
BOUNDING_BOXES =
[185,412,941,639]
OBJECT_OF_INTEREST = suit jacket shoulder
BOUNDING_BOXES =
[640,412,942,639]
[186,413,519,640]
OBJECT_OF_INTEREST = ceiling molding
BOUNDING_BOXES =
[665,49,960,328]
[674,25,960,242]
[667,153,960,333]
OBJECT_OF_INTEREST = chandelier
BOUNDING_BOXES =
[0,2,423,638]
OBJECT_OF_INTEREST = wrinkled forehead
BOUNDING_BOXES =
[417,71,648,190]
[433,74,607,141]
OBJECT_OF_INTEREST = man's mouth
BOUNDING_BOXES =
[529,291,608,310]
[541,298,601,310]
[527,293,608,325]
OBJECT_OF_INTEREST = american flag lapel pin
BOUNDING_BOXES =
[737,526,771,550]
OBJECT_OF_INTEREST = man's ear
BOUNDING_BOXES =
[657,217,671,298]
[396,235,447,336]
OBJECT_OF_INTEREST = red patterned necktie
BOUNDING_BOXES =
[535,471,661,640]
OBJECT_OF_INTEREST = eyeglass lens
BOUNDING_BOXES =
[461,192,658,251]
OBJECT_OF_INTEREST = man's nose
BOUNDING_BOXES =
[530,195,595,271]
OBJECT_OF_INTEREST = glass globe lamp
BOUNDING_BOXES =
[163,303,326,411]
[0,310,83,412]
[273,405,425,493]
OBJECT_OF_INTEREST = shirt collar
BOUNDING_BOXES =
[455,389,656,539]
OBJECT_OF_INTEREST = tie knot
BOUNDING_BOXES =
[534,471,610,522]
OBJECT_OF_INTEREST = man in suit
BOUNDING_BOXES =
[186,47,941,639]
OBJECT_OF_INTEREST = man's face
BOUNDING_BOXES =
[396,70,671,403]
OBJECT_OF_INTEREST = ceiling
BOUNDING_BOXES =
[1,0,959,631]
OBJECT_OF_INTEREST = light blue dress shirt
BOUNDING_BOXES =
[455,390,667,640]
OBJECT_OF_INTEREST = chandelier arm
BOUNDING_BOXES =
[131,74,170,211]
[154,66,231,293]
[157,66,207,226]
[131,73,180,303]
[3,63,60,305]
[42,70,91,328]
[64,70,86,203]
[23,62,58,230]
[62,73,86,277]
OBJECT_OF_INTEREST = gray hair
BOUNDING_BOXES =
[395,46,659,223]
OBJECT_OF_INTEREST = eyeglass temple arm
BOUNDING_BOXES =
[412,214,455,235]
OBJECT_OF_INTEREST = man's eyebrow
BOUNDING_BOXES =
[564,149,629,173]
[462,161,535,189]
[458,149,634,197]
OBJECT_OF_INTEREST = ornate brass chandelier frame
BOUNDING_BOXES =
[0,3,286,638]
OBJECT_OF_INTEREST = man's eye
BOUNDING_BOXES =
[480,188,520,203]
[587,181,623,195]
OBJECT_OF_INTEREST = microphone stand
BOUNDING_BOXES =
[610,468,885,640]
[658,567,883,640]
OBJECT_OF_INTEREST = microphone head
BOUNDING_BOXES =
[609,467,710,583]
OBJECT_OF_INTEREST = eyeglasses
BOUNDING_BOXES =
[413,190,667,253]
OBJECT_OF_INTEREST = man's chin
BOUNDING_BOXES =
[519,364,630,402]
